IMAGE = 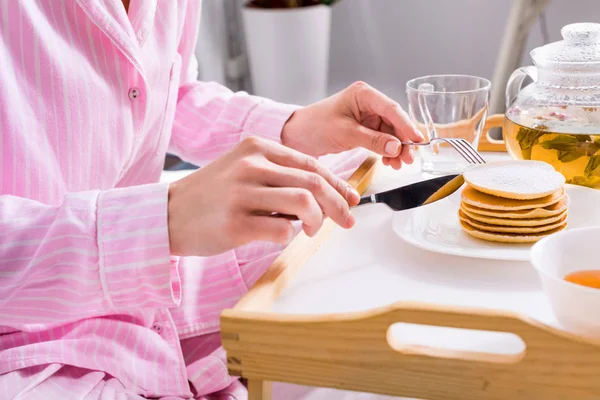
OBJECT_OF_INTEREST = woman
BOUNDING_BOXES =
[0,1,422,398]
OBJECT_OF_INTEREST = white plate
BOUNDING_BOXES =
[392,184,600,261]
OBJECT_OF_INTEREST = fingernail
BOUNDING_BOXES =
[412,124,425,140]
[385,141,400,156]
[345,212,355,228]
[302,223,315,237]
[346,184,360,204]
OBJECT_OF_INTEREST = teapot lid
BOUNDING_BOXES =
[532,22,600,64]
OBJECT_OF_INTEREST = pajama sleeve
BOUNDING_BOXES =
[0,183,180,330]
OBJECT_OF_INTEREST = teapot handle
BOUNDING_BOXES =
[505,66,538,109]
[478,66,538,152]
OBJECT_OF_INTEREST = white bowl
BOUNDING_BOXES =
[531,226,600,338]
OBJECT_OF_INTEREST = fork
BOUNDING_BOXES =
[401,137,486,165]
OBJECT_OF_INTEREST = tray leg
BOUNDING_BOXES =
[248,379,272,400]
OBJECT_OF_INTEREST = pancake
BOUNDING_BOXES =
[459,206,567,227]
[463,160,565,200]
[461,196,568,219]
[458,210,567,234]
[459,219,567,243]
[461,185,565,211]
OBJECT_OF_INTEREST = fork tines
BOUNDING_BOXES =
[438,138,486,164]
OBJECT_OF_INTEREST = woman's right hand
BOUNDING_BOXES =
[167,137,360,257]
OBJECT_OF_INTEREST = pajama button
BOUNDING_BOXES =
[128,87,140,99]
[151,323,163,334]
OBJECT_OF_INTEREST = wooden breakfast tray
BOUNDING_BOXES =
[221,148,600,400]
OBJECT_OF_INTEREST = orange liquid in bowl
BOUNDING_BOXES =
[564,270,600,289]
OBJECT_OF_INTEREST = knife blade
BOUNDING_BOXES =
[269,174,465,220]
[356,174,465,211]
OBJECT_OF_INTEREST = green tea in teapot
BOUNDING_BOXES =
[500,22,600,189]
[505,107,600,188]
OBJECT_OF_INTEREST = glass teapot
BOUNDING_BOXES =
[487,22,600,188]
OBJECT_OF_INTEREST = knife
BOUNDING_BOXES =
[356,174,465,211]
[271,174,465,220]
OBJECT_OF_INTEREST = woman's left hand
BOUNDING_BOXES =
[281,81,425,170]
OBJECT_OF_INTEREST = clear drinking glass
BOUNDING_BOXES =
[406,75,491,174]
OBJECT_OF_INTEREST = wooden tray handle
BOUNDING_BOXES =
[479,113,506,152]
[375,302,528,335]
[374,302,533,364]
[360,301,600,364]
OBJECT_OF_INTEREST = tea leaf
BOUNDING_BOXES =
[575,134,592,142]
[558,150,584,163]
[539,135,578,152]
[516,127,546,151]
[587,142,600,156]
[568,175,600,188]
[585,155,600,177]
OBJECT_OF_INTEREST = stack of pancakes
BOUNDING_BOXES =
[458,161,569,243]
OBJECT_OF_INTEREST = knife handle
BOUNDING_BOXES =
[356,194,377,207]
[269,194,376,220]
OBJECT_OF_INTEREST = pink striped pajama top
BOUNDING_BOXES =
[0,0,367,398]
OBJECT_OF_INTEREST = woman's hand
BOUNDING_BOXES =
[168,137,360,257]
[281,81,424,169]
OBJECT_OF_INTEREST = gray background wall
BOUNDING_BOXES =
[327,0,599,108]
[197,0,600,109]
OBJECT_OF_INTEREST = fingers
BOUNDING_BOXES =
[351,82,424,144]
[354,124,404,158]
[389,154,404,170]
[400,142,414,164]
[381,122,415,169]
[245,187,326,237]
[384,141,414,169]
[354,123,415,167]
[259,140,360,206]
[259,164,355,229]
[235,138,358,237]
[242,215,296,245]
